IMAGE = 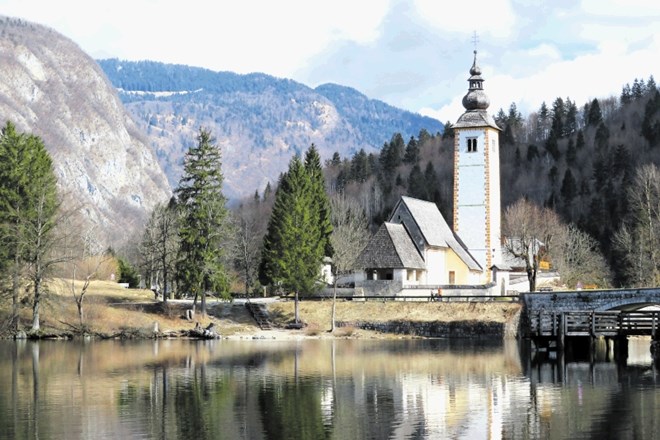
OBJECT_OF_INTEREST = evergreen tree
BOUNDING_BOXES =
[175,128,231,315]
[566,138,577,165]
[441,122,454,139]
[545,132,560,160]
[642,90,660,144]
[536,102,551,140]
[263,181,273,200]
[551,97,565,137]
[304,145,333,257]
[587,98,603,126]
[380,133,404,174]
[0,121,59,331]
[259,154,327,321]
[403,136,420,164]
[564,98,578,136]
[621,83,632,105]
[595,122,610,148]
[330,151,341,167]
[407,164,427,200]
[576,130,585,150]
[418,128,432,144]
[560,168,577,203]
[350,148,370,182]
[632,78,644,99]
[646,75,657,95]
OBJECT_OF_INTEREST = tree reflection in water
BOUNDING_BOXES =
[0,338,657,439]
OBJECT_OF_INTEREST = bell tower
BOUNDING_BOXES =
[452,51,502,280]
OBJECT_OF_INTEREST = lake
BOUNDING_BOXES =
[0,338,658,439]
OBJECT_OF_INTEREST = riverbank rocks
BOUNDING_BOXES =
[190,322,221,339]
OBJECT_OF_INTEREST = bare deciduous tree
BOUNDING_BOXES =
[554,225,611,288]
[502,199,563,292]
[329,192,369,331]
[68,226,114,329]
[140,200,179,301]
[232,200,268,296]
[614,164,660,286]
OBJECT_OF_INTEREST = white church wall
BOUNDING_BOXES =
[424,248,446,284]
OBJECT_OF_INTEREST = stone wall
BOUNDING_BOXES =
[337,319,506,339]
[522,288,660,313]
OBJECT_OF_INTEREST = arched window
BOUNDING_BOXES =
[467,137,478,152]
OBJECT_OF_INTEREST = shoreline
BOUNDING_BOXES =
[1,283,523,341]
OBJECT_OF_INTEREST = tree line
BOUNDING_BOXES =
[5,71,660,337]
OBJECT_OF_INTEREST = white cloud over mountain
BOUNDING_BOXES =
[3,0,660,121]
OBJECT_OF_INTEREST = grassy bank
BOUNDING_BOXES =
[0,279,521,339]
[268,300,521,337]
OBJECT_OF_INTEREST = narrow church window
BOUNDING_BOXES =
[467,138,478,152]
[449,271,456,284]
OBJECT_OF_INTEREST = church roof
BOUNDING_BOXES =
[395,197,482,271]
[356,223,425,269]
[454,109,500,130]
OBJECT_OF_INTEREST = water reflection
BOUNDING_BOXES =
[0,338,657,439]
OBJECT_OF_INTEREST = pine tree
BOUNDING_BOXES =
[560,168,577,203]
[0,121,59,331]
[175,128,230,315]
[418,128,432,144]
[403,136,420,164]
[551,97,565,137]
[587,98,603,126]
[259,154,327,322]
[407,164,427,200]
[566,138,577,165]
[536,102,551,140]
[304,145,333,257]
[441,123,454,139]
[350,148,370,182]
[564,98,578,136]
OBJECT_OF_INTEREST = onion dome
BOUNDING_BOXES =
[454,50,500,130]
[461,50,490,111]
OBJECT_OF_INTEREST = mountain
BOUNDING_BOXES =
[97,59,443,199]
[0,17,171,244]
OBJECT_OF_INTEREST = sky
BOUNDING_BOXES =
[3,0,660,122]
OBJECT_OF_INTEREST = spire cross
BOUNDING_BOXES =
[471,31,479,52]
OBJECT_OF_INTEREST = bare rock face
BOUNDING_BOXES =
[0,17,171,244]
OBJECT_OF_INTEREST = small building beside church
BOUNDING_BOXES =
[354,51,510,297]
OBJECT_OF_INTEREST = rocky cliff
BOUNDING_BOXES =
[0,17,171,244]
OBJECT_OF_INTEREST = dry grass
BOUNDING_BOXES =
[268,299,521,332]
[1,278,261,337]
[1,279,521,340]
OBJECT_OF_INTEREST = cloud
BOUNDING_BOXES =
[1,0,390,77]
[3,0,660,123]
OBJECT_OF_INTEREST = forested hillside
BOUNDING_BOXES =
[320,76,660,286]
[97,59,443,200]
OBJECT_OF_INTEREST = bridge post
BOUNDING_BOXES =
[614,336,629,364]
[652,312,659,362]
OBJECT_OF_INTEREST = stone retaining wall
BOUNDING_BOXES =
[337,320,506,339]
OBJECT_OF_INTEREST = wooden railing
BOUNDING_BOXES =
[530,310,660,338]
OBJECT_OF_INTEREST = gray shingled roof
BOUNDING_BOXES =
[356,223,425,269]
[454,109,500,130]
[397,196,482,272]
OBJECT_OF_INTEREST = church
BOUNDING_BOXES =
[354,51,509,296]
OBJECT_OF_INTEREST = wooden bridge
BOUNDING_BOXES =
[521,289,660,362]
[529,310,660,339]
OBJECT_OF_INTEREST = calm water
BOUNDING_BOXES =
[0,338,658,440]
